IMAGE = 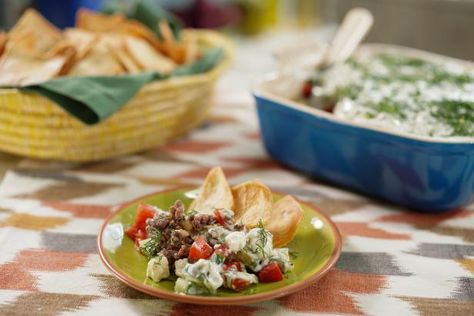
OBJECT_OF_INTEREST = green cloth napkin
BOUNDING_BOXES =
[21,48,223,125]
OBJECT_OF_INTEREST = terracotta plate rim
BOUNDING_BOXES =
[97,186,342,305]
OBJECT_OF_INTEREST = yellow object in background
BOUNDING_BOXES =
[240,0,320,35]
[240,0,278,35]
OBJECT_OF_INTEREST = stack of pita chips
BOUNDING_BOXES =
[0,9,198,86]
[0,10,71,86]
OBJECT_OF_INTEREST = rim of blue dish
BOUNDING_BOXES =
[253,43,474,146]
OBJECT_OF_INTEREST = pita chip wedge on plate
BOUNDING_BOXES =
[231,180,273,228]
[189,167,305,247]
[189,167,234,214]
[265,195,304,247]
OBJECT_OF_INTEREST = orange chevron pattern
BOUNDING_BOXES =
[0,109,472,315]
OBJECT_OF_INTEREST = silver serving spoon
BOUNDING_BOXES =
[311,8,374,109]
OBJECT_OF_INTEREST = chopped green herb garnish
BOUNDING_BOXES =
[141,228,162,259]
[372,98,407,119]
[255,222,269,258]
[431,99,474,136]
[211,252,225,264]
[333,85,360,100]
[377,53,428,68]
[312,53,474,137]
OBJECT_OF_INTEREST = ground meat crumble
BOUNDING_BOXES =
[145,200,243,268]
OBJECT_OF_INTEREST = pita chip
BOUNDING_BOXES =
[67,35,125,76]
[8,9,62,57]
[124,36,175,73]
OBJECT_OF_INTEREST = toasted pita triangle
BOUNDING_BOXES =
[102,35,142,73]
[76,9,125,31]
[76,9,162,50]
[158,21,186,64]
[0,10,71,85]
[67,35,125,76]
[265,195,303,247]
[231,180,273,228]
[189,167,234,214]
[124,36,175,73]
[43,40,77,76]
[0,52,67,86]
[182,31,198,64]
[64,29,99,60]
[8,9,62,57]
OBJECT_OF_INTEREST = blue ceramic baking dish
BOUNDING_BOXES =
[253,45,474,212]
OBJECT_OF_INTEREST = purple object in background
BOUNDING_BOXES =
[173,0,241,28]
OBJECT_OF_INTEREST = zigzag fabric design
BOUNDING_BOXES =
[0,106,472,315]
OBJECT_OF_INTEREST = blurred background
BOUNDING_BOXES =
[0,0,473,59]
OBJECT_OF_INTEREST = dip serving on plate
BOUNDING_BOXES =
[98,167,341,304]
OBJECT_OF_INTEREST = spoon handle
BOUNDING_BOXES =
[320,8,374,69]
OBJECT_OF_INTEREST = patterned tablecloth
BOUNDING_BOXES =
[0,32,473,316]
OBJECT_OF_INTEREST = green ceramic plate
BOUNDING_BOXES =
[98,188,341,305]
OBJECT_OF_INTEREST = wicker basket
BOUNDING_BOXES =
[0,30,232,162]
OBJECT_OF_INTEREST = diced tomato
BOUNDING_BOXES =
[213,209,225,226]
[258,262,283,283]
[231,278,250,292]
[125,226,138,239]
[188,236,213,262]
[224,260,244,272]
[133,229,147,247]
[125,227,137,240]
[125,203,155,241]
[301,81,313,98]
[134,204,156,227]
